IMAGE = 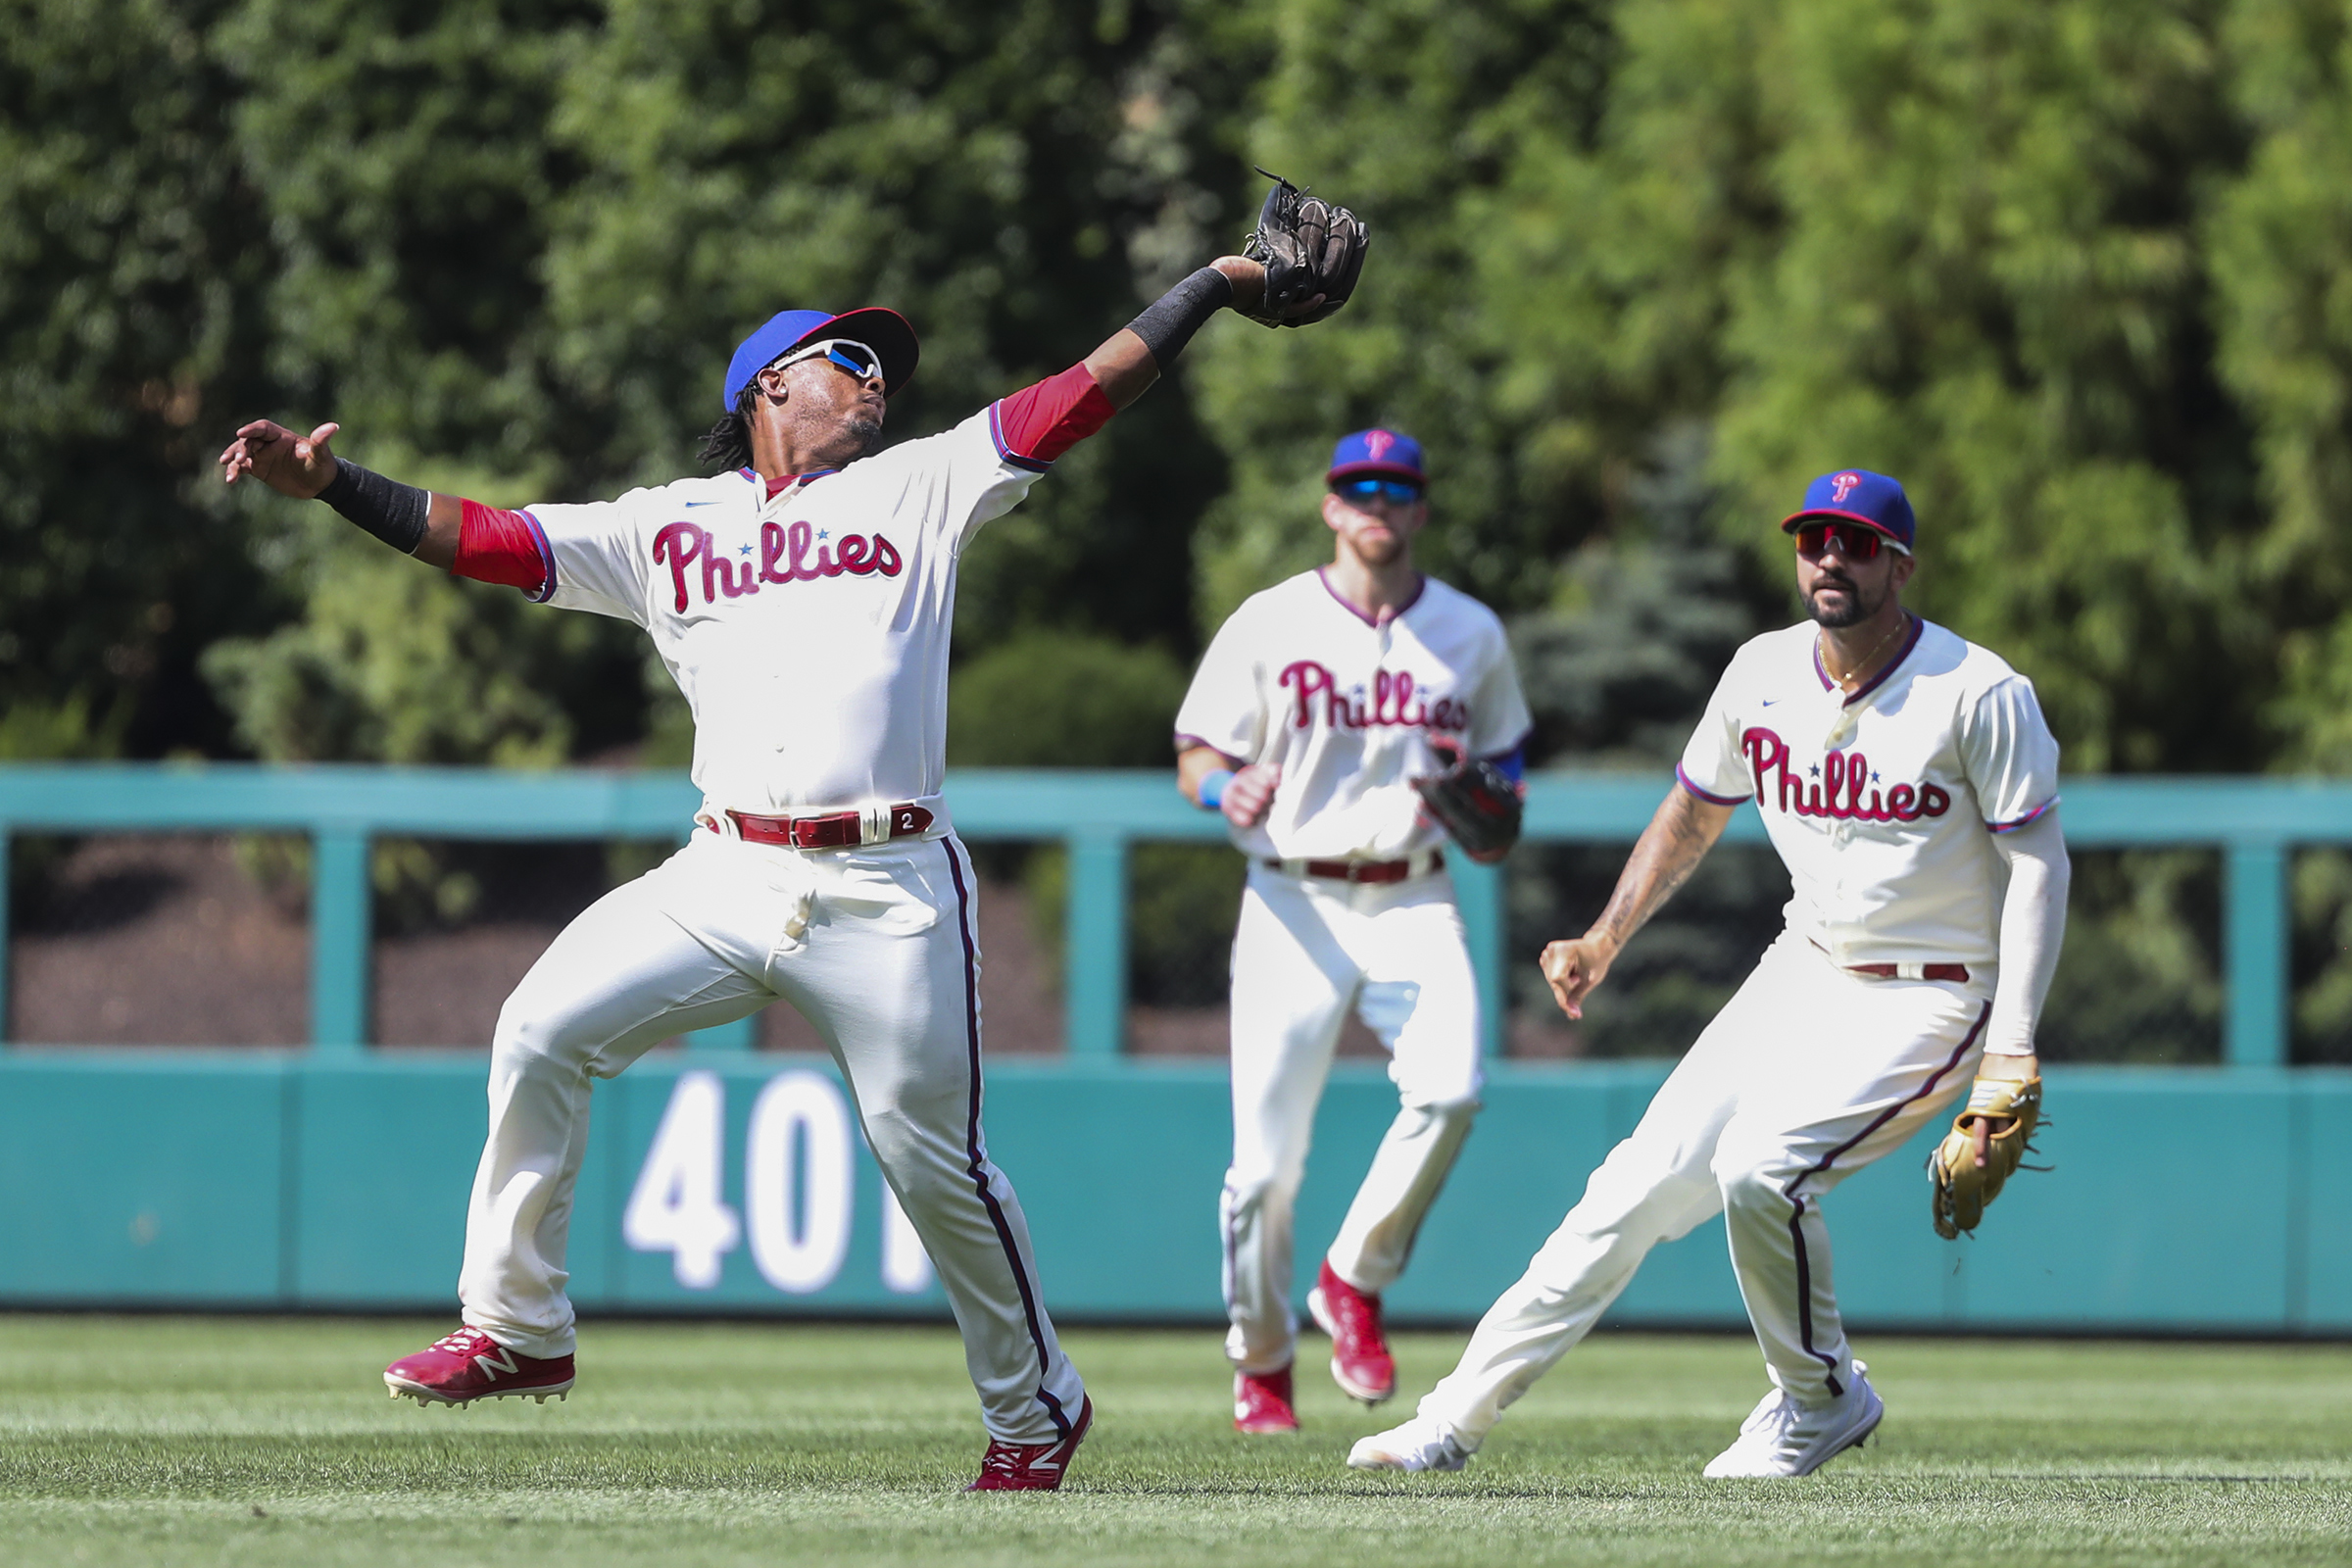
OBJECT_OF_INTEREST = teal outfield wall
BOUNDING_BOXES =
[5,1050,2351,1334]
[7,764,2352,1331]
[2,763,2344,1065]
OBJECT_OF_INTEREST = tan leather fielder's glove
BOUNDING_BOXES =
[1929,1075,2041,1239]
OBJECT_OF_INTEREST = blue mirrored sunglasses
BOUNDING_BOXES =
[772,337,885,383]
[1335,477,1424,505]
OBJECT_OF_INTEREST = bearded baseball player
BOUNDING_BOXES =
[1350,470,2069,1479]
[1174,429,1533,1434]
[217,178,1367,1492]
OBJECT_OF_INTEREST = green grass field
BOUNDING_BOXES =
[3,1316,2348,1567]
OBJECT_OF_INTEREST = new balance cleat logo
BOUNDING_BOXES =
[382,1326,576,1407]
[966,1396,1094,1492]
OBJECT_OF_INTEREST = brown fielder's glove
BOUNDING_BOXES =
[1412,745,1523,859]
[1929,1075,2042,1239]
[1241,168,1368,327]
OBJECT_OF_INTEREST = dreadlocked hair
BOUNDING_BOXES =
[698,385,760,470]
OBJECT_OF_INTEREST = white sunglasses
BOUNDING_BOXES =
[766,337,885,383]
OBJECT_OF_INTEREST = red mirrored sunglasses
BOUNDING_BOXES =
[1791,521,1901,564]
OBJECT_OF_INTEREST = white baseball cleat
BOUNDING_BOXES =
[1347,1415,1474,1473]
[1701,1361,1881,1478]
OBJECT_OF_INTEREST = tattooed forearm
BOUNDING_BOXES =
[1587,787,1734,950]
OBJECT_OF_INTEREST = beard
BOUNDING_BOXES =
[1350,528,1406,566]
[1805,572,1883,628]
[835,411,883,460]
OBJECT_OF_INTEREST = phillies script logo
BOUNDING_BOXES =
[1831,471,1861,505]
[1740,726,1949,822]
[1364,429,1396,461]
[652,520,903,612]
[1280,660,1467,733]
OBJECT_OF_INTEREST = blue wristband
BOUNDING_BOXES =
[1199,768,1236,810]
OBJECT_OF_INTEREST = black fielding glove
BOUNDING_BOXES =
[1413,745,1523,858]
[1241,168,1369,327]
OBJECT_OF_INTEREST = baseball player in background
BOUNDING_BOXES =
[218,219,1353,1490]
[1350,470,2069,1478]
[1174,430,1533,1434]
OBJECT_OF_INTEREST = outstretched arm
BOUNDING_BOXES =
[1083,256,1274,410]
[989,257,1286,471]
[219,421,464,569]
[1540,783,1735,1019]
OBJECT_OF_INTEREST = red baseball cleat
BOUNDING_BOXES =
[1233,1364,1298,1433]
[967,1396,1094,1491]
[1307,1260,1396,1404]
[383,1326,575,1406]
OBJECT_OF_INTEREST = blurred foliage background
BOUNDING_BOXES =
[9,0,2352,1056]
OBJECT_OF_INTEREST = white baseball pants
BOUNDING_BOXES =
[1222,862,1484,1374]
[1416,931,1990,1442]
[456,829,1086,1445]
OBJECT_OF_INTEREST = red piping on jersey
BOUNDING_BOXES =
[989,364,1116,472]
[1316,565,1426,628]
[453,500,556,603]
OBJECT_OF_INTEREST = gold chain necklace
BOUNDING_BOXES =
[1819,612,1909,692]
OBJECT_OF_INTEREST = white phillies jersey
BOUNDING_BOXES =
[1175,569,1532,861]
[1676,616,2061,969]
[518,410,1045,815]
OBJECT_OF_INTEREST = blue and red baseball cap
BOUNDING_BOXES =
[1326,428,1427,490]
[721,307,920,412]
[1781,468,1915,553]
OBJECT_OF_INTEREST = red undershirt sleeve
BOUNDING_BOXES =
[451,499,557,602]
[987,364,1118,472]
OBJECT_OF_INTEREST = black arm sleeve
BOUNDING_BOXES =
[317,458,430,555]
[1126,267,1236,367]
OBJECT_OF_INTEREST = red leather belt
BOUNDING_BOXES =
[1848,960,1971,982]
[1263,852,1443,885]
[724,804,934,850]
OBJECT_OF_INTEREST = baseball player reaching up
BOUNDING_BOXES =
[1174,429,1533,1434]
[1350,470,2069,1479]
[217,183,1364,1491]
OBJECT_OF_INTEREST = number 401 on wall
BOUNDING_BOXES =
[621,1069,934,1297]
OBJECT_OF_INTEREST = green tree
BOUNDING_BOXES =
[2211,0,2352,1057]
[216,0,594,472]
[1709,0,2255,776]
[1189,0,1622,629]
[0,0,287,756]
[539,0,1257,659]
[2210,0,2352,769]
[199,0,649,767]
